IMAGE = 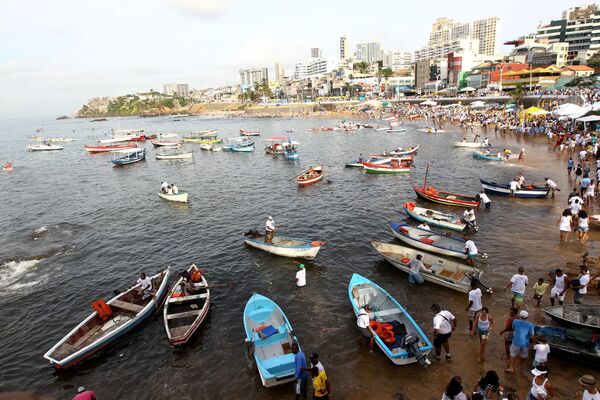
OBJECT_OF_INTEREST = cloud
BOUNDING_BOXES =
[167,0,231,19]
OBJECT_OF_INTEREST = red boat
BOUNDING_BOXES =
[297,166,324,187]
[84,143,138,154]
[414,164,480,207]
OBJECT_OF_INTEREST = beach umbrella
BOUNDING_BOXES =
[460,87,476,92]
[470,101,486,108]
[576,115,600,122]
[420,100,437,106]
[552,103,590,118]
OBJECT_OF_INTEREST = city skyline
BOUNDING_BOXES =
[0,0,591,118]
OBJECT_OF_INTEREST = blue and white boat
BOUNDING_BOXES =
[43,268,170,369]
[348,273,432,365]
[472,151,504,161]
[244,293,299,387]
[389,222,469,259]
[223,137,255,152]
[282,140,300,160]
[244,233,324,260]
[480,179,550,198]
[111,148,146,166]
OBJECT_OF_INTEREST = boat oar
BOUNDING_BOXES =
[203,282,236,289]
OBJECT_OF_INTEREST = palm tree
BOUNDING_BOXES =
[510,83,525,105]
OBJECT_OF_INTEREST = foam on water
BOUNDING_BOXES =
[0,259,43,293]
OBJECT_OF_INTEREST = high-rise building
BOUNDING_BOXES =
[294,58,338,79]
[274,62,285,83]
[163,83,189,97]
[311,48,322,58]
[355,41,382,63]
[429,18,471,46]
[383,49,413,71]
[340,36,348,60]
[239,67,268,89]
[472,17,500,56]
[415,38,480,62]
[535,4,600,63]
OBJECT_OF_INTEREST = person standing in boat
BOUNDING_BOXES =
[135,272,152,302]
[417,222,431,231]
[407,254,432,284]
[171,183,178,195]
[265,216,275,244]
[160,181,168,193]
[462,209,477,230]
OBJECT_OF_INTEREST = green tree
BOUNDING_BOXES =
[510,83,525,105]
[587,51,600,69]
[381,68,393,79]
[353,61,369,74]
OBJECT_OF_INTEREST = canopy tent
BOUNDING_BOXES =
[420,100,438,106]
[552,103,590,119]
[460,87,476,92]
[592,102,600,111]
[576,115,600,122]
[470,101,486,108]
[523,106,546,116]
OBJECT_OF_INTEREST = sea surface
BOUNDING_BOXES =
[0,115,597,399]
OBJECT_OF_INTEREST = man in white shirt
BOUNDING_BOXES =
[579,374,600,400]
[356,305,374,351]
[431,303,456,361]
[265,216,275,243]
[160,181,168,193]
[171,184,178,194]
[465,279,483,331]
[509,180,519,197]
[550,268,570,306]
[295,264,306,288]
[463,235,478,265]
[478,190,491,209]
[407,254,432,284]
[545,178,559,198]
[136,272,153,302]
[570,198,583,217]
[504,266,528,309]
[417,222,431,231]
[572,265,590,304]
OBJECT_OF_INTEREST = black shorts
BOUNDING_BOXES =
[434,332,452,347]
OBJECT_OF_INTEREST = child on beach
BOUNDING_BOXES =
[533,277,549,307]
[533,336,550,367]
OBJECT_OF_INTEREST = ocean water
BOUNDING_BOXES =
[0,115,595,399]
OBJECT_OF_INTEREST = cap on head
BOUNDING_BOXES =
[298,263,305,269]
[531,367,547,376]
[520,310,529,319]
[579,374,597,386]
[78,387,85,394]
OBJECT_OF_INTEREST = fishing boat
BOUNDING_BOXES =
[111,129,146,141]
[282,140,300,160]
[297,166,324,186]
[158,190,189,203]
[480,179,550,198]
[265,136,288,154]
[111,148,146,166]
[155,150,193,160]
[151,135,183,148]
[183,130,219,143]
[164,264,210,345]
[27,143,64,151]
[384,145,419,156]
[390,222,468,259]
[386,128,406,133]
[243,231,325,260]
[43,269,170,368]
[346,155,394,168]
[84,143,138,154]
[240,129,261,137]
[243,293,299,387]
[544,305,600,332]
[363,158,412,174]
[46,137,78,142]
[417,128,445,133]
[472,151,504,161]
[2,162,13,171]
[211,142,223,152]
[371,241,486,293]
[453,141,487,148]
[414,165,480,207]
[223,137,255,152]
[348,273,432,366]
[402,202,473,232]
[534,326,600,368]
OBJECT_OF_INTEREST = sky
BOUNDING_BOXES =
[0,0,591,117]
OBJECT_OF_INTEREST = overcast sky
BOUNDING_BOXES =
[0,0,590,117]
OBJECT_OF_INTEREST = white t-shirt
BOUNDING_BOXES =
[569,196,583,206]
[357,308,370,328]
[296,269,306,287]
[580,217,589,229]
[468,288,483,312]
[433,310,455,334]
[479,192,491,204]
[570,202,582,215]
[509,181,519,190]
[534,343,550,362]
[418,223,431,231]
[511,274,528,294]
[266,219,275,232]
[546,179,557,189]
[311,361,324,372]
[559,215,572,232]
[583,389,600,400]
[579,273,590,294]
[442,392,468,400]
[137,276,152,291]
[464,240,478,255]
[172,185,178,194]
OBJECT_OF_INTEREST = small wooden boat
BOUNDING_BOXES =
[534,325,600,369]
[265,136,288,154]
[244,293,298,387]
[43,269,170,368]
[164,264,210,345]
[183,130,218,143]
[386,128,406,133]
[363,159,411,174]
[27,143,64,151]
[346,156,392,168]
[211,142,222,152]
[544,305,600,332]
[223,137,255,152]
[297,166,324,186]
[371,241,485,293]
[414,186,480,207]
[385,145,419,156]
[84,143,137,154]
[244,233,324,260]
[240,129,261,136]
[151,138,183,148]
[390,222,468,259]
[480,179,550,198]
[453,141,486,148]
[155,151,193,160]
[282,141,300,160]
[348,273,432,365]
[112,148,146,166]
[472,151,504,161]
[402,202,471,232]
[2,162,13,171]
[417,128,445,133]
[158,190,189,203]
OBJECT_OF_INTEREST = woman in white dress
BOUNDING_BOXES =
[557,208,572,243]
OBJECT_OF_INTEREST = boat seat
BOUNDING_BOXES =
[166,310,200,320]
[449,271,465,281]
[193,282,206,288]
[437,269,454,277]
[71,324,103,348]
[168,293,208,303]
[110,299,144,313]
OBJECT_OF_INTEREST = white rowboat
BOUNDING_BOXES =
[158,191,189,203]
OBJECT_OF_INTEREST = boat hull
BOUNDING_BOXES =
[403,203,466,232]
[85,144,137,153]
[414,186,480,207]
[155,152,193,160]
[158,191,189,203]
[390,222,468,259]
[244,236,322,259]
[363,162,411,174]
[472,151,503,161]
[297,166,324,186]
[480,180,550,198]
[543,305,600,332]
[453,142,486,148]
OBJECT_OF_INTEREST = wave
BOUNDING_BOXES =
[0,258,43,292]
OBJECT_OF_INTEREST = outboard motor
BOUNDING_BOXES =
[401,334,430,367]
[244,229,262,239]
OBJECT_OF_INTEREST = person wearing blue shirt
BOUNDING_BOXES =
[505,310,536,373]
[292,342,309,400]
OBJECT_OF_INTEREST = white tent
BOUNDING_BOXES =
[591,102,600,111]
[552,103,590,118]
[470,101,486,108]
[460,87,476,92]
[576,115,600,122]
[420,100,438,106]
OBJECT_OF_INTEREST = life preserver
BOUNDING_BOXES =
[404,202,415,211]
[311,241,325,247]
[191,270,202,282]
[426,186,438,196]
[401,257,411,264]
[369,320,383,336]
[382,329,396,344]
[380,323,394,332]
[398,227,409,234]
[91,299,113,321]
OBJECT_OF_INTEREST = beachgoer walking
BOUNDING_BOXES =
[533,337,550,368]
[431,303,456,361]
[533,277,549,307]
[503,267,528,309]
[466,279,483,331]
[572,265,591,304]
[579,374,600,400]
[558,209,573,243]
[505,310,536,373]
[471,306,493,362]
[442,376,469,400]
[292,342,309,400]
[528,364,554,400]
[499,307,518,365]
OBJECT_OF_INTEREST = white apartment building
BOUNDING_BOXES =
[472,17,500,56]
[294,58,338,79]
[415,38,480,62]
[340,36,348,60]
[239,67,269,89]
[429,18,471,46]
[274,62,285,83]
[311,48,322,58]
[382,49,412,71]
[355,42,382,63]
[163,83,189,97]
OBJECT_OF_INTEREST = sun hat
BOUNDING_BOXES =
[579,374,597,386]
[519,310,529,319]
[531,368,547,376]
